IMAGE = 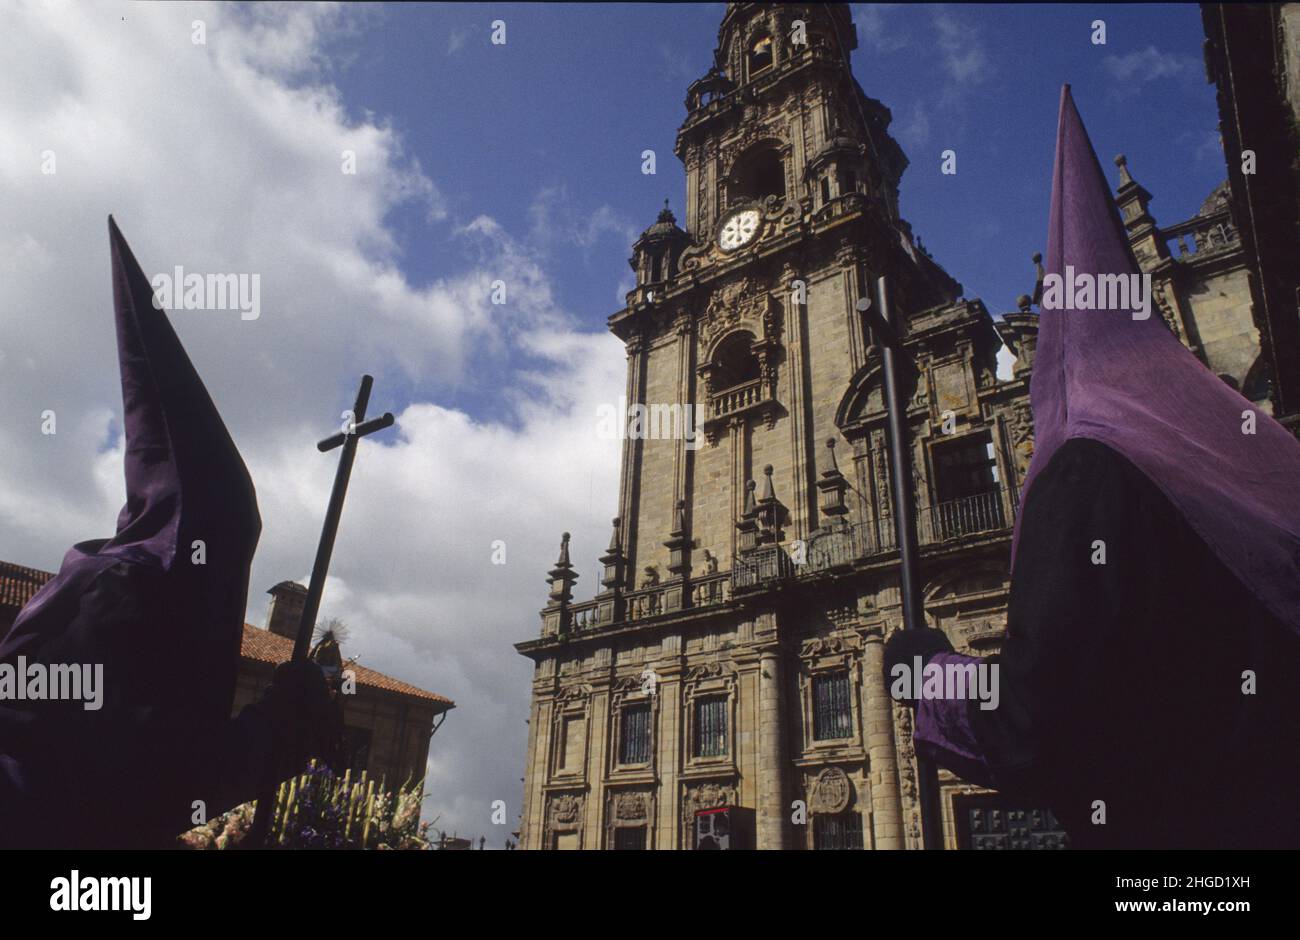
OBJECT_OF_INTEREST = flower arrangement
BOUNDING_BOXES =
[180,762,433,850]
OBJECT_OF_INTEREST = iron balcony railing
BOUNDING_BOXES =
[733,544,795,590]
[557,489,1016,629]
[736,486,1018,589]
[924,488,1010,543]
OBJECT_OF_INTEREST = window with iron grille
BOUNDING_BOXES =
[931,432,1006,538]
[813,812,864,850]
[932,431,1000,502]
[812,671,853,741]
[619,703,651,764]
[694,697,728,758]
[613,826,647,850]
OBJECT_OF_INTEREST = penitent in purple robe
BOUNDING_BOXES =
[913,87,1300,847]
[0,218,269,847]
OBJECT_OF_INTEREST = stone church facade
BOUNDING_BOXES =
[515,2,1274,849]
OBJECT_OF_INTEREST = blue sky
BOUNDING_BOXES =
[0,2,1226,842]
[324,2,1223,421]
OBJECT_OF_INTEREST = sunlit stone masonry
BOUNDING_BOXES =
[514,1,1272,850]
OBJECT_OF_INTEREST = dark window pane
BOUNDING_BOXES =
[932,432,999,502]
[813,812,864,850]
[342,726,372,772]
[694,697,728,757]
[813,672,852,740]
[619,704,651,764]
[614,826,647,850]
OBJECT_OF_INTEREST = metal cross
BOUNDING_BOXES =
[247,373,395,847]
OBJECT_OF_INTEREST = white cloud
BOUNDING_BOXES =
[1102,45,1197,85]
[856,5,990,155]
[0,0,625,842]
[853,3,910,55]
[527,184,638,256]
[657,42,697,83]
[447,26,471,56]
[1101,46,1199,102]
[894,100,931,150]
[932,6,991,95]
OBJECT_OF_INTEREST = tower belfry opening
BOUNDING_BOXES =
[731,147,785,202]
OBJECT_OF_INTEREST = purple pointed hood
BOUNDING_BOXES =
[0,218,261,716]
[1014,86,1300,634]
[100,215,260,566]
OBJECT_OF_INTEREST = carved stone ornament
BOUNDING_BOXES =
[1007,400,1035,476]
[799,635,859,658]
[555,683,591,705]
[1153,279,1183,340]
[678,237,710,274]
[810,767,852,815]
[616,792,649,821]
[549,793,582,825]
[701,275,763,345]
[760,192,801,230]
[685,781,736,813]
[686,661,735,682]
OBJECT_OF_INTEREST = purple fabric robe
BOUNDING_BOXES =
[0,218,264,846]
[916,85,1300,775]
[0,217,260,718]
[914,652,994,789]
[1016,85,1300,635]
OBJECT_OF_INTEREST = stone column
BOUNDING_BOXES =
[781,265,814,540]
[585,682,611,847]
[728,416,746,563]
[756,645,789,848]
[620,335,647,582]
[860,625,904,848]
[836,248,868,373]
[655,647,683,850]
[672,314,692,501]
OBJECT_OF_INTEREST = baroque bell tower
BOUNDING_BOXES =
[611,0,963,584]
[518,3,1042,851]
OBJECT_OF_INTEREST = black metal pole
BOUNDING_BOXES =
[871,276,946,851]
[245,374,394,847]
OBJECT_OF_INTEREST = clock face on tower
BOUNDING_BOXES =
[718,208,760,252]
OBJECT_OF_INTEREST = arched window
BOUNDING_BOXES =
[747,34,774,78]
[712,332,761,390]
[731,147,785,202]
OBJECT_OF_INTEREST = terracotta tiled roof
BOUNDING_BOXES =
[0,561,55,610]
[240,623,453,708]
[0,558,451,709]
